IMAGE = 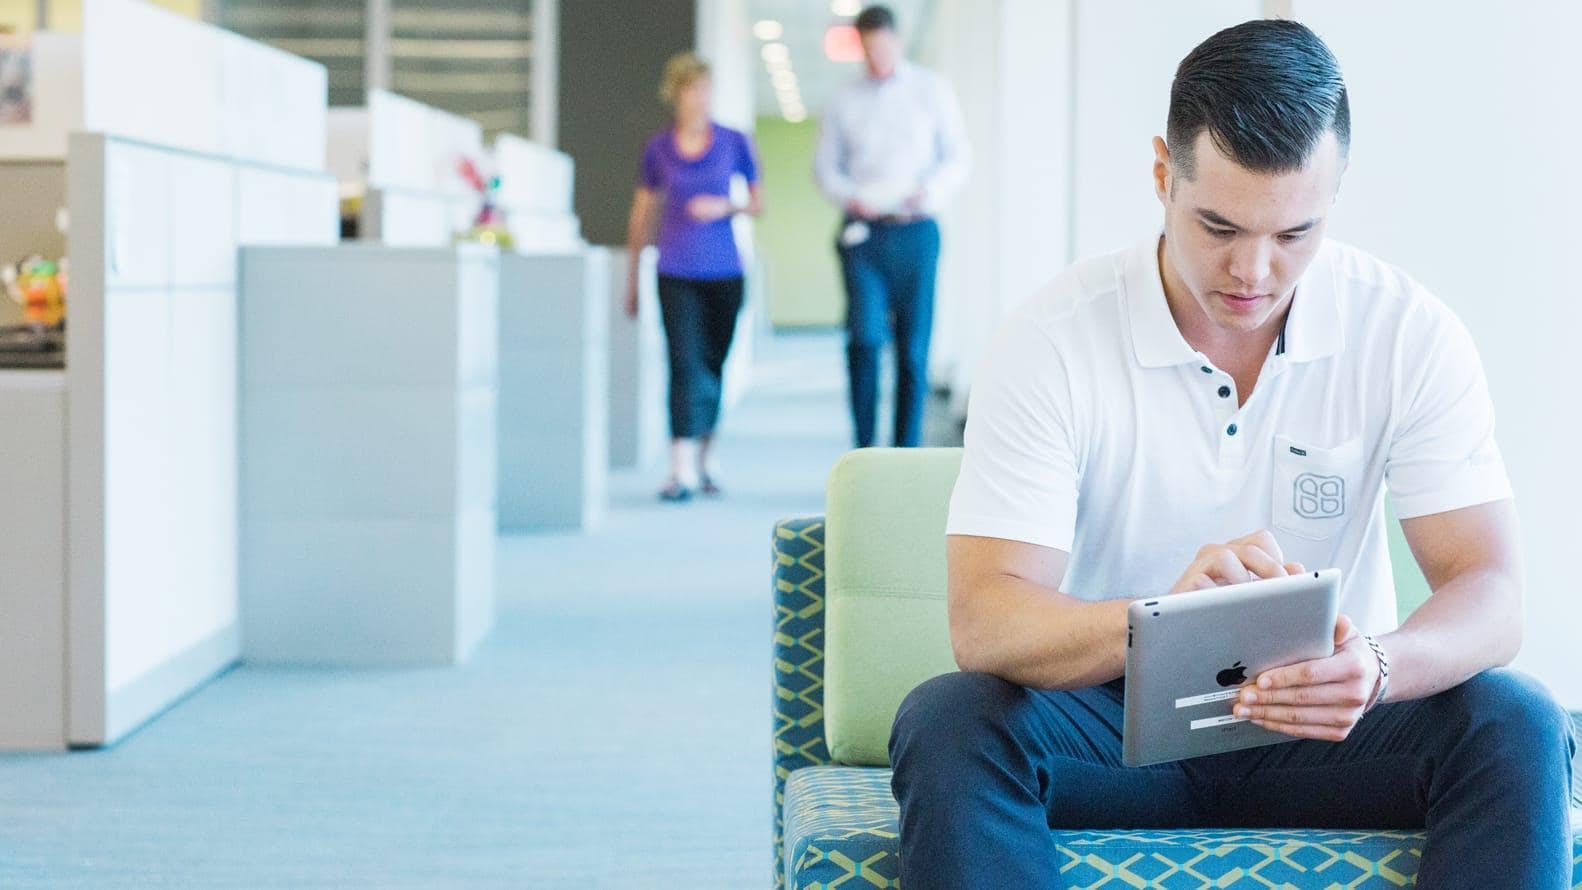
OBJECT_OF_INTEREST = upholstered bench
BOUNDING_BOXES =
[771,450,1582,889]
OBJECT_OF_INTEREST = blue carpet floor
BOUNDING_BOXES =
[0,332,884,888]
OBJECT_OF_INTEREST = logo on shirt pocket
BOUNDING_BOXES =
[1293,473,1345,519]
[1273,434,1362,543]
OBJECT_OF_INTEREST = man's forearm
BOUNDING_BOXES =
[1376,566,1522,703]
[951,575,1131,690]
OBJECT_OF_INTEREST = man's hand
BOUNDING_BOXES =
[1234,614,1381,742]
[844,198,879,220]
[1169,529,1304,593]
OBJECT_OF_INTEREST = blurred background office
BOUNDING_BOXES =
[0,0,1576,886]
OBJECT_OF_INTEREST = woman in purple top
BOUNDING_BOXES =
[625,52,763,502]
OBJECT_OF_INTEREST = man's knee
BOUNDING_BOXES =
[1440,669,1573,762]
[889,671,1028,769]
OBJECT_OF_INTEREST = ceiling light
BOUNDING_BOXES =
[785,107,808,123]
[831,0,861,16]
[771,70,797,89]
[753,19,783,41]
[760,42,790,65]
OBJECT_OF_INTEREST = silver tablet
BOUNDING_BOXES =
[1122,569,1342,768]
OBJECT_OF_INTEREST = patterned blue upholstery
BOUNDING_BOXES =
[771,517,1582,889]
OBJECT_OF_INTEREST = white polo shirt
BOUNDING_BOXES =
[946,234,1513,634]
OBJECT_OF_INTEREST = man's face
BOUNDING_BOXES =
[1154,130,1344,335]
[859,28,902,78]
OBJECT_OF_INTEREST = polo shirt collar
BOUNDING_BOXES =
[1279,241,1344,363]
[1124,234,1344,369]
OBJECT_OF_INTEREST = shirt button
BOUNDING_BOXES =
[1218,385,1231,398]
[1226,423,1238,436]
[1200,365,1213,374]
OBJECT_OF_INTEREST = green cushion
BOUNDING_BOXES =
[823,448,963,766]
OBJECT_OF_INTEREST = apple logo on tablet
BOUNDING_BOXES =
[1216,661,1248,687]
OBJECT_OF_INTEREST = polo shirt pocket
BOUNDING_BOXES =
[1272,434,1363,542]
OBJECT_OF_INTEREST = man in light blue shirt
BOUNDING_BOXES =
[813,4,970,448]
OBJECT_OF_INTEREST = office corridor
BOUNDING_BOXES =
[0,331,932,888]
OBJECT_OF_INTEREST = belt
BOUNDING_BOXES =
[846,212,931,227]
[870,213,930,226]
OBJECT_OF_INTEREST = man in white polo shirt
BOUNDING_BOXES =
[888,19,1575,890]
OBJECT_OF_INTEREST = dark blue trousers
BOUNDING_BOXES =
[656,274,743,440]
[891,669,1576,889]
[835,218,940,448]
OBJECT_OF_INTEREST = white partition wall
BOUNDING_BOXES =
[65,132,336,746]
[607,247,666,470]
[499,249,609,530]
[335,89,487,246]
[240,245,499,666]
[494,133,580,253]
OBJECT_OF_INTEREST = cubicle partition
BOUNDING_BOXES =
[239,245,499,666]
[329,89,486,246]
[499,249,608,530]
[606,247,666,471]
[0,0,336,749]
[66,132,336,745]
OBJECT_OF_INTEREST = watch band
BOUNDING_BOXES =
[1361,633,1391,711]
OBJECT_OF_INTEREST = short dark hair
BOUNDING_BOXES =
[1167,19,1349,178]
[854,5,896,34]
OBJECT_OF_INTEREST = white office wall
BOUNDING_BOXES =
[1069,0,1260,260]
[922,0,1076,412]
[695,0,755,132]
[0,34,82,160]
[927,0,1259,408]
[1290,2,1582,708]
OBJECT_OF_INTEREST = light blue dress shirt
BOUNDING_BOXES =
[813,61,971,217]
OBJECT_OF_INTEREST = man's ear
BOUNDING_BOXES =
[1152,136,1172,205]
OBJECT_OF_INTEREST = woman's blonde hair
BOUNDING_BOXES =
[659,52,711,105]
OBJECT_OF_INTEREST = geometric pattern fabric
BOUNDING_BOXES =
[771,517,1582,889]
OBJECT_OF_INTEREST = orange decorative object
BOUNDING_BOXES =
[8,257,66,326]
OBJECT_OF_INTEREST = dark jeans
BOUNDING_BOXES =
[656,274,743,440]
[836,218,940,448]
[891,669,1576,889]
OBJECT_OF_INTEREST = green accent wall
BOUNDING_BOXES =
[1388,502,1432,622]
[754,116,844,329]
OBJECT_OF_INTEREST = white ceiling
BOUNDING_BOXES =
[744,0,931,120]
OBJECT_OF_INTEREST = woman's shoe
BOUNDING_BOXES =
[699,474,722,497]
[658,480,693,503]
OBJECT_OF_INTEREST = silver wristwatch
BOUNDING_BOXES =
[1361,634,1391,711]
